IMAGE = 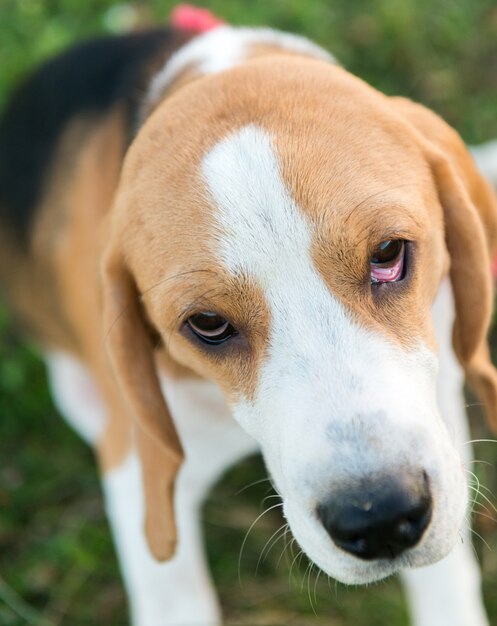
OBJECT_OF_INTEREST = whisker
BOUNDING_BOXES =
[343,183,418,226]
[467,490,493,512]
[473,509,497,524]
[460,527,481,563]
[238,502,283,586]
[313,567,323,609]
[164,286,224,354]
[277,531,294,569]
[234,477,271,497]
[255,523,287,575]
[261,493,283,509]
[468,486,497,515]
[466,472,496,499]
[465,439,497,445]
[143,269,218,298]
[103,268,218,345]
[469,497,495,519]
[301,559,312,593]
[468,526,492,552]
[469,459,493,467]
[307,562,318,616]
[288,546,303,585]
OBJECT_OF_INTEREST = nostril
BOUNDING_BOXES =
[337,534,369,558]
[317,473,432,561]
[392,507,431,546]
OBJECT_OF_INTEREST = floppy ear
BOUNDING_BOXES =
[102,246,184,561]
[429,152,497,431]
[391,97,497,432]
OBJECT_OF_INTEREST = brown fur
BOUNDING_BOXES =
[3,45,497,561]
[390,97,497,429]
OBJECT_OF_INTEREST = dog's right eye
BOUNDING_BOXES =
[370,239,405,284]
[186,312,237,345]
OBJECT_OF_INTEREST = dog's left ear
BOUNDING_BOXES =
[101,244,184,561]
[391,97,497,431]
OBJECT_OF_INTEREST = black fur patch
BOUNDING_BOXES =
[0,27,189,244]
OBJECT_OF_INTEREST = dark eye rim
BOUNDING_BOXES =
[184,312,238,346]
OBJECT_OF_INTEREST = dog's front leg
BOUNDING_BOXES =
[103,377,258,626]
[103,452,222,626]
[46,353,226,624]
[400,279,489,626]
[401,538,488,626]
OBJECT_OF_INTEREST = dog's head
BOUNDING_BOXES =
[102,36,497,583]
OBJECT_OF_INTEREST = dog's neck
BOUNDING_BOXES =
[142,26,337,121]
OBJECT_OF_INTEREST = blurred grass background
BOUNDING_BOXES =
[1,1,497,624]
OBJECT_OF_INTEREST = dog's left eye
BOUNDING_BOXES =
[186,312,237,345]
[370,239,405,283]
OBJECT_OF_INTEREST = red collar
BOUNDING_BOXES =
[170,4,224,34]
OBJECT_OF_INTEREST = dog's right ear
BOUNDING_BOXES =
[391,97,497,431]
[101,245,183,562]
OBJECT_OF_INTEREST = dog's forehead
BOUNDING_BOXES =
[193,68,432,286]
[123,57,437,327]
[128,57,432,251]
[201,124,428,275]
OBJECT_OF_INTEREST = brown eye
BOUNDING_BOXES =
[371,240,403,264]
[186,312,237,345]
[370,240,405,283]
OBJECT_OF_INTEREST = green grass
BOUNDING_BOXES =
[1,1,497,624]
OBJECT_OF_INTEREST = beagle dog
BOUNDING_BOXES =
[1,13,497,626]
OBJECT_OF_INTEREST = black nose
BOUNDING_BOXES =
[317,473,432,560]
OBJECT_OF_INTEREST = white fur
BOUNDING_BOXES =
[45,126,487,624]
[147,25,336,108]
[471,139,497,187]
[202,124,468,585]
[103,377,257,626]
[45,351,106,444]
[43,132,493,625]
[401,279,488,626]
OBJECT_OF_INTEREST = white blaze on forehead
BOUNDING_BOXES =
[202,125,314,281]
[148,26,336,108]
